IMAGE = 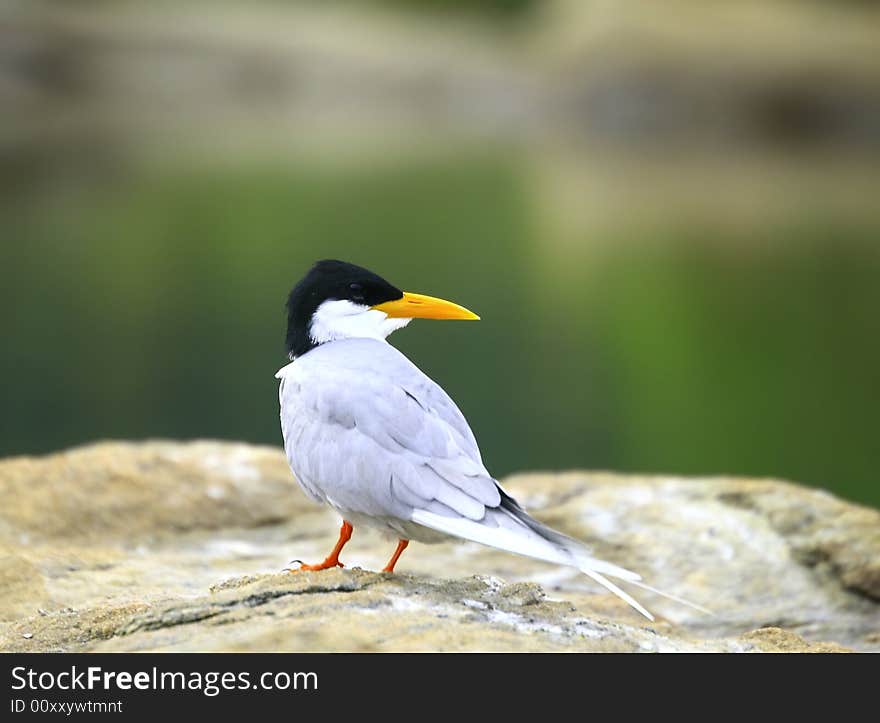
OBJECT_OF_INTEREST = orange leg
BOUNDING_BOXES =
[382,539,409,573]
[291,520,353,572]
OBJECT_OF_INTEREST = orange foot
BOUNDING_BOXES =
[288,520,352,573]
[293,559,344,572]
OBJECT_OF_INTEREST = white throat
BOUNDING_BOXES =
[309,299,411,346]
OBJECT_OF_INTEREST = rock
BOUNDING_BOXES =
[738,627,850,654]
[0,440,303,544]
[0,441,877,652]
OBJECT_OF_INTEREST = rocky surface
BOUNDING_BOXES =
[0,441,877,652]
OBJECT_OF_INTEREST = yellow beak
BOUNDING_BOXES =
[371,292,480,320]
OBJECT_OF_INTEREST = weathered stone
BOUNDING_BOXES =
[0,442,877,652]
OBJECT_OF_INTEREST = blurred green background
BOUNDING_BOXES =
[2,0,878,507]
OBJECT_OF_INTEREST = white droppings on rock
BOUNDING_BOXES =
[205,485,227,500]
[569,618,608,640]
[486,609,564,637]
[461,599,488,610]
[390,596,423,613]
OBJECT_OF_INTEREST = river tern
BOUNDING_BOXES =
[276,259,706,620]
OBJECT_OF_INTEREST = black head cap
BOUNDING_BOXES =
[285,259,403,359]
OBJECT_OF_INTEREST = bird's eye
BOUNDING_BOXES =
[348,282,365,301]
[349,283,363,292]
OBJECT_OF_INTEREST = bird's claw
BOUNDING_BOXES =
[284,559,344,573]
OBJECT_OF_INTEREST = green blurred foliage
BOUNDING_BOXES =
[587,234,880,504]
[2,154,878,507]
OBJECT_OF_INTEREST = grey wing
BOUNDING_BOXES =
[401,372,483,465]
[279,360,501,523]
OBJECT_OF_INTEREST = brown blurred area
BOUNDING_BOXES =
[2,1,879,505]
[5,1,879,210]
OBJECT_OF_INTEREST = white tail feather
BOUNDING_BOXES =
[570,549,642,582]
[625,579,714,616]
[412,508,573,566]
[411,509,658,621]
[580,568,654,621]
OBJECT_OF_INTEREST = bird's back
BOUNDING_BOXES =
[276,338,493,521]
[278,338,480,451]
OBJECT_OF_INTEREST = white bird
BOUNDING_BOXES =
[276,259,707,621]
